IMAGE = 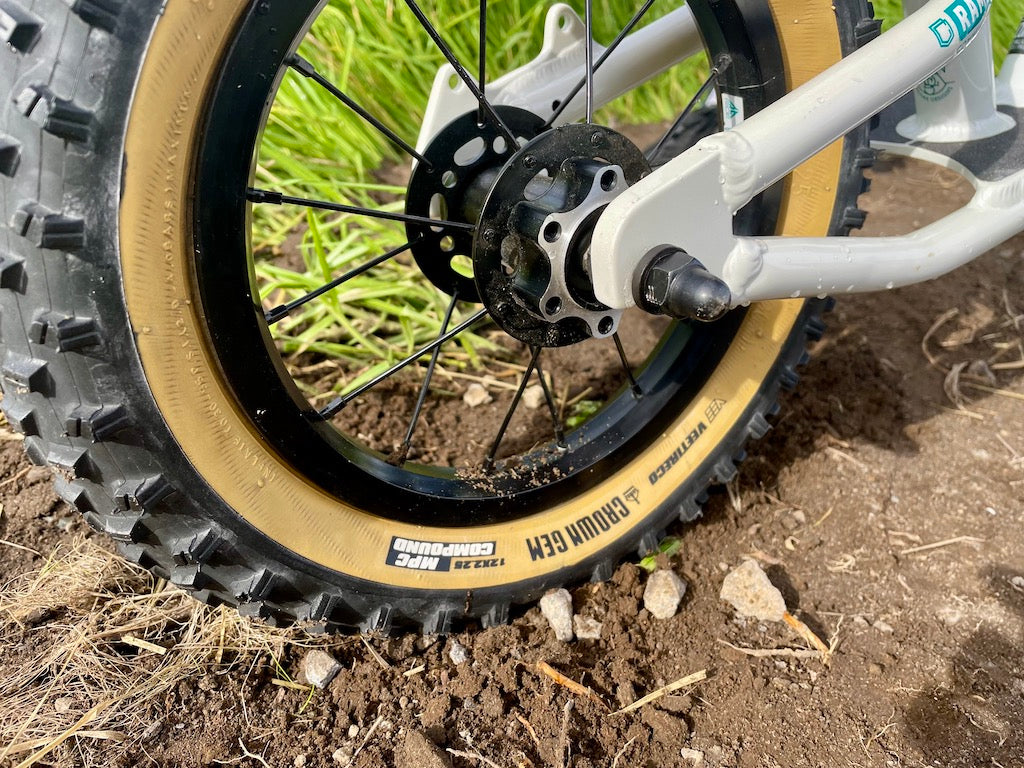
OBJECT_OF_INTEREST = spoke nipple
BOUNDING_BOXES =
[483,229,498,244]
[523,155,538,170]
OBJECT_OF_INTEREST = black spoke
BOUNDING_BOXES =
[403,0,519,148]
[483,346,542,472]
[478,0,488,127]
[613,333,643,397]
[648,68,720,162]
[584,0,595,124]
[266,239,419,326]
[545,0,657,128]
[534,356,567,449]
[394,291,460,466]
[319,309,488,419]
[288,55,433,169]
[247,188,475,232]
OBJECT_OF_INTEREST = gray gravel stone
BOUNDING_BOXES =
[539,588,575,641]
[448,639,470,665]
[523,384,546,410]
[463,383,493,407]
[643,570,688,619]
[300,649,342,690]
[720,559,786,622]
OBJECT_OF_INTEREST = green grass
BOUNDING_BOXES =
[253,1,1021,389]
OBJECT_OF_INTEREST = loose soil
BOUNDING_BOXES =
[1,156,1022,768]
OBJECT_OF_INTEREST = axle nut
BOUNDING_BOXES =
[638,249,732,323]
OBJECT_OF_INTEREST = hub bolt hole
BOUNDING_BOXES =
[600,170,618,192]
[543,222,562,243]
[598,316,615,334]
[545,297,562,316]
[440,236,455,252]
[442,170,458,189]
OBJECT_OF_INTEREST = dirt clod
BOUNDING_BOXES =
[399,730,452,768]
[720,560,786,622]
[573,615,603,640]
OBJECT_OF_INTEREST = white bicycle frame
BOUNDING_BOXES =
[420,0,1024,312]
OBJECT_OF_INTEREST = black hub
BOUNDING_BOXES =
[474,123,649,347]
[405,107,546,302]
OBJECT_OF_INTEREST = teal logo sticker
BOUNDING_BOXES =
[930,19,955,47]
[918,69,956,102]
[932,0,990,47]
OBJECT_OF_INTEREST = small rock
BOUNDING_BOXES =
[300,649,343,690]
[539,588,574,641]
[448,639,470,665]
[643,570,688,620]
[332,747,352,764]
[347,724,360,739]
[463,383,493,407]
[294,756,307,768]
[523,384,546,410]
[1010,576,1024,593]
[573,615,603,640]
[398,730,451,768]
[852,615,870,628]
[720,559,786,622]
[54,697,74,714]
[680,747,705,766]
[873,619,895,634]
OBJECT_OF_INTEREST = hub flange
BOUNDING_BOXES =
[473,123,649,347]
[405,106,546,303]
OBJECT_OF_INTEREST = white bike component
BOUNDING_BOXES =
[734,161,1024,303]
[996,19,1024,108]
[896,0,1014,142]
[415,4,701,152]
[592,0,1003,310]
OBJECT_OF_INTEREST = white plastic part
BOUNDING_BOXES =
[896,0,1014,142]
[415,4,701,152]
[995,20,1024,108]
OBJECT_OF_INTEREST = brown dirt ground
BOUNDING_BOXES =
[1,155,1023,768]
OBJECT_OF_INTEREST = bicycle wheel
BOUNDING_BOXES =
[0,0,878,632]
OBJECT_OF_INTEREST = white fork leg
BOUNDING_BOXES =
[416,4,702,151]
